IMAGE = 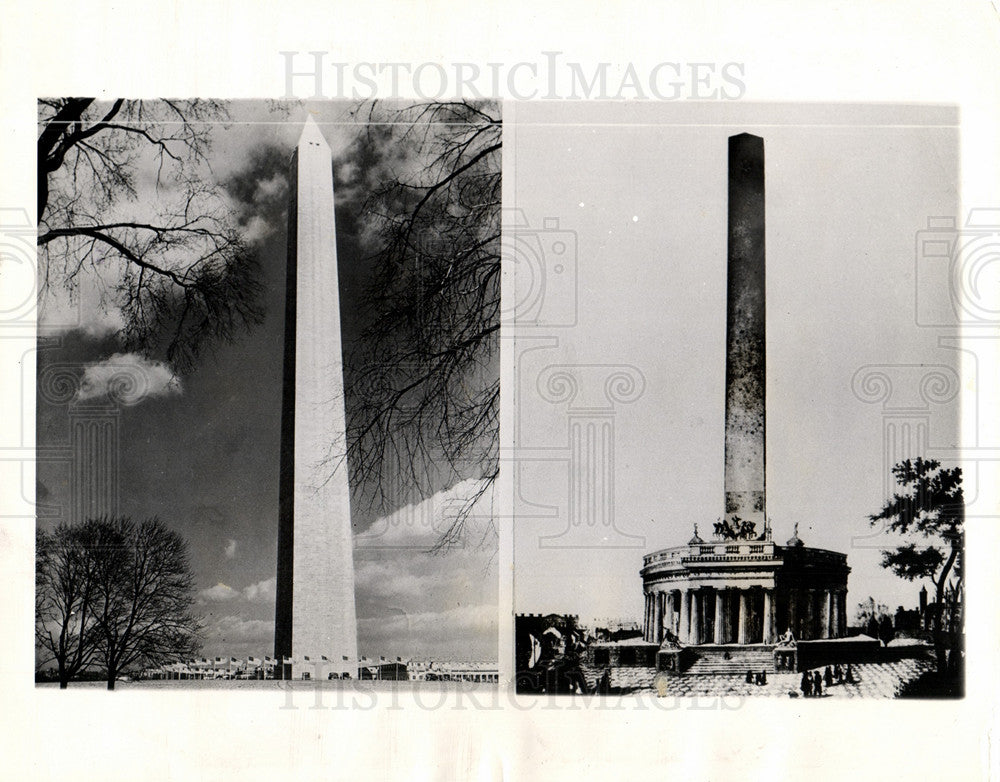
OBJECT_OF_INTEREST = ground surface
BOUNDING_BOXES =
[646,658,939,698]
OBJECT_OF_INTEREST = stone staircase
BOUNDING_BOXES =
[682,645,774,675]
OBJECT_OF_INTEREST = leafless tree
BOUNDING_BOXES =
[345,101,500,551]
[35,516,201,689]
[88,516,201,689]
[35,524,101,688]
[37,99,263,369]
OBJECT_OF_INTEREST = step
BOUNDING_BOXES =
[682,646,776,675]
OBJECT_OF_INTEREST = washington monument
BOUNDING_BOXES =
[273,117,358,679]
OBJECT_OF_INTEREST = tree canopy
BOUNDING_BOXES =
[35,516,201,689]
[345,101,501,550]
[37,99,263,370]
[869,457,963,673]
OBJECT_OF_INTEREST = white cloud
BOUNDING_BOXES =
[241,214,274,245]
[38,266,127,337]
[254,172,287,201]
[76,352,181,405]
[358,603,498,661]
[355,478,495,550]
[199,583,238,602]
[202,614,273,647]
[352,480,498,661]
[242,577,276,602]
[224,539,238,560]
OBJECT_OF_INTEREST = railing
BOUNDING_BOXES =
[644,542,778,567]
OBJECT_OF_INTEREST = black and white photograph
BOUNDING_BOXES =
[3,3,999,780]
[509,101,966,699]
[33,99,500,688]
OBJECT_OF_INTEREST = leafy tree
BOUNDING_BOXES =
[345,101,500,550]
[869,458,964,673]
[35,516,201,689]
[37,98,263,369]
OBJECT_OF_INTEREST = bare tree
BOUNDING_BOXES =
[35,524,101,688]
[345,101,501,551]
[35,516,201,689]
[87,517,201,689]
[37,98,263,369]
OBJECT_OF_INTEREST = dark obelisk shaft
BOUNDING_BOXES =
[724,133,766,528]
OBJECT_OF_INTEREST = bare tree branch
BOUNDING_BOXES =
[37,99,264,371]
[344,100,500,551]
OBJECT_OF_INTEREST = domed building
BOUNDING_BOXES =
[640,523,850,646]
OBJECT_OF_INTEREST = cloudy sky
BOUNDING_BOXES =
[508,101,961,625]
[36,101,497,663]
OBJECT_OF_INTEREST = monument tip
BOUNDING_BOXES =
[298,115,331,150]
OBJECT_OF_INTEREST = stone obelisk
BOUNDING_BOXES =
[723,133,767,532]
[274,117,358,679]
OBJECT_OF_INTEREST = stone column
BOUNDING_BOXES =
[714,590,725,644]
[803,589,815,640]
[690,589,701,644]
[839,591,848,636]
[654,592,664,643]
[737,590,748,644]
[643,594,651,642]
[666,591,676,637]
[724,133,767,531]
[763,588,775,644]
[679,589,689,644]
[828,590,837,638]
[787,588,798,638]
[818,589,830,639]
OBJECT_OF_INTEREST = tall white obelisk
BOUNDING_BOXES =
[274,117,358,679]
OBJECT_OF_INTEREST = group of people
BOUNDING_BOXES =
[745,669,768,686]
[800,663,856,697]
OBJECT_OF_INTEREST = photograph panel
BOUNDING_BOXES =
[34,99,500,689]
[507,101,963,699]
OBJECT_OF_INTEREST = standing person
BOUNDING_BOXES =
[813,670,823,697]
[824,666,833,688]
[746,669,754,684]
[845,664,856,684]
[834,664,843,684]
[759,669,767,686]
[800,671,812,698]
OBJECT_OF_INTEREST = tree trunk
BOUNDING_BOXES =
[106,664,116,691]
[58,660,68,689]
[932,587,946,675]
